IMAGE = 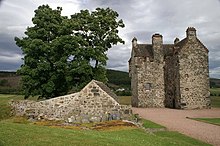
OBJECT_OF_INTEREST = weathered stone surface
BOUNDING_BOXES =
[10,80,132,123]
[129,27,210,109]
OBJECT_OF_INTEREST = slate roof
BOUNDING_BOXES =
[134,44,154,60]
[93,80,119,102]
[175,38,187,48]
[163,44,175,57]
[134,44,174,58]
[132,35,208,60]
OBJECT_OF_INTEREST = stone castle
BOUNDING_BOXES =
[129,27,211,109]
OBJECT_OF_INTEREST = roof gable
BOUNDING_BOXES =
[176,38,208,53]
[80,80,119,103]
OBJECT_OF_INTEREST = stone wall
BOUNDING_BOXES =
[136,57,165,107]
[178,39,210,109]
[11,80,132,123]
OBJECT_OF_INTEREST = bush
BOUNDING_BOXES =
[115,90,131,96]
[0,79,8,86]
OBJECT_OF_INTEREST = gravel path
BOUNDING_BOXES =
[132,108,220,146]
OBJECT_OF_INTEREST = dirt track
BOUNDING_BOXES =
[132,108,220,146]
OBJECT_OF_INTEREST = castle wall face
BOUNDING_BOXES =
[136,58,165,107]
[164,53,180,108]
[129,28,210,109]
[178,41,210,109]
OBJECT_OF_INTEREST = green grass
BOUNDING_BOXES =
[119,95,220,108]
[0,120,210,146]
[0,94,37,120]
[210,88,220,96]
[141,119,165,129]
[191,118,220,126]
[154,131,211,146]
[211,96,220,108]
[0,94,211,146]
[0,94,24,120]
[119,96,131,105]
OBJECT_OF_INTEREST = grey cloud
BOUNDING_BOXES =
[0,0,220,78]
[0,33,22,54]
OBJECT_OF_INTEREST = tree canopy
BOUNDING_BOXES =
[15,5,124,99]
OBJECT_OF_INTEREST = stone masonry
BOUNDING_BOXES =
[129,27,211,109]
[11,80,132,123]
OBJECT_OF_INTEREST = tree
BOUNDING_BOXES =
[70,8,125,82]
[15,5,124,99]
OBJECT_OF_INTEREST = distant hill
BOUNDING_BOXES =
[0,70,219,94]
[106,69,130,89]
[210,78,220,88]
[0,71,21,94]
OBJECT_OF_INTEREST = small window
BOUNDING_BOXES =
[145,83,152,90]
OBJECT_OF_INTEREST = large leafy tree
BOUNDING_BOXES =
[15,5,124,99]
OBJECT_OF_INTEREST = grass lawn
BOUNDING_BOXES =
[0,94,211,146]
[211,96,220,108]
[119,95,220,108]
[119,96,131,105]
[141,118,165,129]
[191,118,220,126]
[210,88,220,96]
[0,120,211,146]
[0,94,37,120]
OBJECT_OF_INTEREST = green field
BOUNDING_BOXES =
[210,88,220,96]
[211,96,220,108]
[0,94,37,120]
[192,118,220,126]
[0,94,211,146]
[141,118,165,129]
[119,95,220,108]
[0,120,210,146]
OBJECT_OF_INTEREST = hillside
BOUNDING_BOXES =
[0,71,21,94]
[106,69,130,89]
[0,70,219,94]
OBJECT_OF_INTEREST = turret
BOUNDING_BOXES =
[186,27,196,40]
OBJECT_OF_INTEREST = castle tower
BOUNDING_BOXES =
[177,27,210,109]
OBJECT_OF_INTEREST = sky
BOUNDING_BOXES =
[0,0,220,78]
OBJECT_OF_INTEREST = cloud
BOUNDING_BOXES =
[210,67,220,79]
[0,0,220,78]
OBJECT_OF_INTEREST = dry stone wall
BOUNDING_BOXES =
[11,80,132,123]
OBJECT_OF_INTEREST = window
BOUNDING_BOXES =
[145,83,152,90]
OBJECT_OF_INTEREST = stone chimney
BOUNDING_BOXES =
[132,37,138,48]
[152,33,163,62]
[186,27,196,40]
[152,33,163,45]
[174,38,180,44]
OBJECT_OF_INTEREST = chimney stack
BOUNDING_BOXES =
[132,37,138,48]
[186,27,196,40]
